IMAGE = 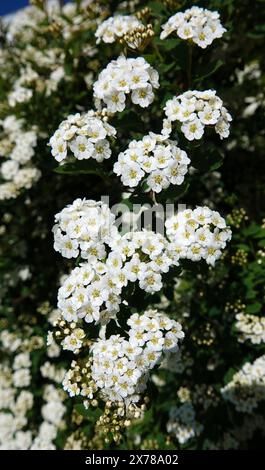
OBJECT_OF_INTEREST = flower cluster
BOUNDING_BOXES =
[235,313,265,345]
[93,56,159,112]
[53,198,117,259]
[62,309,184,405]
[95,15,143,44]
[31,385,66,450]
[56,229,179,332]
[165,207,232,266]
[49,110,116,163]
[221,355,265,413]
[167,403,203,444]
[0,363,33,450]
[0,116,40,200]
[163,90,232,140]
[0,328,66,450]
[6,1,104,44]
[113,134,190,192]
[160,6,226,48]
[53,199,231,331]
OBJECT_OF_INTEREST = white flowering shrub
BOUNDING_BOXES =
[0,311,67,450]
[160,6,226,48]
[0,116,40,200]
[221,355,265,413]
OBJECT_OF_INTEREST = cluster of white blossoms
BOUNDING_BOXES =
[165,206,232,266]
[53,199,231,334]
[160,6,226,48]
[0,363,34,450]
[31,385,66,450]
[167,402,203,445]
[53,198,117,259]
[0,116,40,200]
[221,355,265,413]
[62,309,184,404]
[163,90,232,140]
[8,61,65,106]
[95,15,143,44]
[113,133,190,193]
[7,66,39,108]
[0,320,67,450]
[5,1,103,43]
[235,313,265,345]
[0,361,66,450]
[93,56,159,112]
[56,229,179,334]
[49,110,116,163]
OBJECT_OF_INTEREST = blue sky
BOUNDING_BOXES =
[0,0,72,16]
[0,0,29,15]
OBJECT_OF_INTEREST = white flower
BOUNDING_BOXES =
[181,118,204,140]
[131,84,154,108]
[51,138,67,162]
[69,135,94,160]
[105,91,126,112]
[146,170,169,192]
[13,369,31,388]
[121,163,145,187]
[139,270,162,293]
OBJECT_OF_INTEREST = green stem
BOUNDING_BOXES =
[187,43,193,88]
[153,43,163,62]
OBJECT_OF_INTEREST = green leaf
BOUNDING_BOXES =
[54,160,111,182]
[154,37,180,51]
[158,180,190,203]
[246,302,262,314]
[194,59,224,84]
[75,404,102,421]
[223,367,237,384]
[148,1,168,16]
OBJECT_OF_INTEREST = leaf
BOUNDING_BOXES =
[75,404,102,421]
[223,367,237,384]
[158,180,190,203]
[148,1,168,16]
[194,59,224,84]
[54,160,111,182]
[190,146,224,172]
[246,302,262,314]
[154,37,180,51]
